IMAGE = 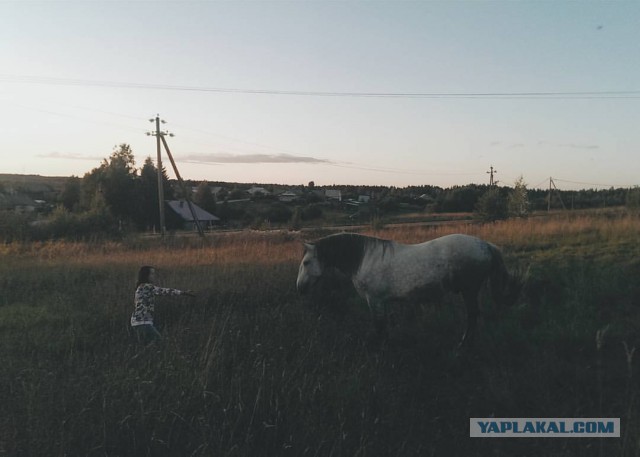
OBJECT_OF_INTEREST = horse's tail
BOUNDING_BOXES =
[488,243,522,308]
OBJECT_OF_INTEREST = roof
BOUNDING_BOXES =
[248,186,270,195]
[166,200,220,222]
[325,189,342,200]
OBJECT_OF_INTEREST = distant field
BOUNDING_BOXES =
[0,173,68,191]
[1,210,639,456]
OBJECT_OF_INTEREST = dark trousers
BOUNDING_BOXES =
[133,324,161,344]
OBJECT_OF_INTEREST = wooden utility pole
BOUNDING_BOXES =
[154,116,166,236]
[147,115,205,237]
[159,134,205,237]
[547,177,567,212]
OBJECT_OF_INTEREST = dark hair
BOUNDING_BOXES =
[137,266,155,287]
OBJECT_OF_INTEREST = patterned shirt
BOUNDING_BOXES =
[130,283,184,327]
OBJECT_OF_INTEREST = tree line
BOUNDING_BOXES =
[2,143,639,241]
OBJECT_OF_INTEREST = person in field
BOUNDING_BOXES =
[131,265,195,343]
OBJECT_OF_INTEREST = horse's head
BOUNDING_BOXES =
[296,243,323,295]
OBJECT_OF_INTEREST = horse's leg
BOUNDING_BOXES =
[459,289,479,348]
[368,299,388,341]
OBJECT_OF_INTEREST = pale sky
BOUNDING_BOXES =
[1,1,639,190]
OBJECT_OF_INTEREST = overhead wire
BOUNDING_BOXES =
[553,178,636,189]
[4,97,477,176]
[4,74,639,186]
[2,74,640,99]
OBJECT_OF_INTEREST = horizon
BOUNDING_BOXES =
[2,2,639,191]
[0,171,633,194]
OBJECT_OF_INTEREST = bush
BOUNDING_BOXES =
[0,212,32,243]
[301,204,323,221]
[30,207,120,241]
[475,187,508,221]
[507,176,530,218]
[261,203,292,223]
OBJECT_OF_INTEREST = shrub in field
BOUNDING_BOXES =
[507,176,530,218]
[301,203,323,221]
[263,203,293,223]
[29,206,120,241]
[475,187,508,221]
[0,211,31,242]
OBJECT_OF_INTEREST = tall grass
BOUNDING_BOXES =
[1,211,640,455]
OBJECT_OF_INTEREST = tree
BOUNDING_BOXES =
[475,187,508,221]
[229,187,246,200]
[507,176,530,218]
[136,157,172,229]
[626,187,640,215]
[80,144,138,222]
[194,181,217,215]
[435,185,484,213]
[101,144,138,221]
[60,176,81,211]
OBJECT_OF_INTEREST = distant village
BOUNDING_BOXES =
[0,174,429,232]
[0,177,381,216]
[0,172,636,241]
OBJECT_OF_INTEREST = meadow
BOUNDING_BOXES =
[1,210,640,456]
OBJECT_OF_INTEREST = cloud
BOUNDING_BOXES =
[38,151,103,161]
[558,143,599,150]
[181,152,331,164]
[537,141,599,150]
[38,151,332,166]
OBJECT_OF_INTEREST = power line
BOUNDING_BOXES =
[2,74,640,99]
[553,178,636,188]
[531,178,551,190]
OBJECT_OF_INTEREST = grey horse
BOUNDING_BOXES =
[296,233,519,347]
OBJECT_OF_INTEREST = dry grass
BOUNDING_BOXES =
[368,210,640,269]
[0,230,301,268]
[2,210,640,456]
[3,209,637,267]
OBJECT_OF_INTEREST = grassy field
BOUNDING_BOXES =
[1,210,640,456]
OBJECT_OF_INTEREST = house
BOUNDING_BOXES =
[325,189,342,202]
[166,200,220,230]
[358,195,371,204]
[191,185,224,197]
[247,186,271,196]
[278,191,299,203]
[210,186,224,197]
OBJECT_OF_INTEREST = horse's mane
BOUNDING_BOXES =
[312,233,393,275]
